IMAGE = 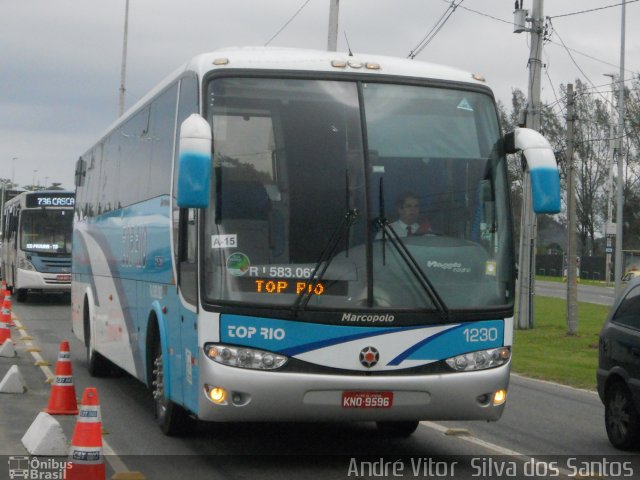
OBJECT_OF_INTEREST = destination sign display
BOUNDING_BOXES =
[234,278,348,296]
[26,192,75,208]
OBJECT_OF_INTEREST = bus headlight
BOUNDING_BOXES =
[18,256,36,271]
[445,347,511,371]
[205,344,288,370]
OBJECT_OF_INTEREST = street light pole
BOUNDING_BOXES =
[0,180,7,240]
[327,0,339,52]
[118,0,130,117]
[614,0,626,296]
[604,74,616,285]
[11,157,17,186]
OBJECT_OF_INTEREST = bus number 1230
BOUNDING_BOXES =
[463,327,499,342]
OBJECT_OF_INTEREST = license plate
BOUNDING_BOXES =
[342,391,393,409]
[56,274,71,281]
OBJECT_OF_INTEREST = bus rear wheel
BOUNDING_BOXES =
[151,336,196,436]
[84,298,111,377]
[376,420,420,438]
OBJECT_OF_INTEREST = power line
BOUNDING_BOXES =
[544,37,637,75]
[264,0,313,47]
[544,62,566,117]
[433,0,637,76]
[437,0,512,26]
[546,19,610,105]
[408,0,466,59]
[549,0,639,19]
[573,75,639,93]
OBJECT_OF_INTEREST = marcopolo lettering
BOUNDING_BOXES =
[341,313,395,323]
[426,260,471,273]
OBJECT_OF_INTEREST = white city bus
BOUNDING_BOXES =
[72,47,560,436]
[1,190,74,302]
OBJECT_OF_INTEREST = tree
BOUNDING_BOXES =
[566,80,611,255]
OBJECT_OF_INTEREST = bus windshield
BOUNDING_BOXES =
[20,210,73,254]
[203,77,513,313]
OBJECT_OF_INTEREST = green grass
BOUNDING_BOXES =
[511,296,609,390]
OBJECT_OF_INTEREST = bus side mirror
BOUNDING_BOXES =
[177,114,212,208]
[504,128,561,214]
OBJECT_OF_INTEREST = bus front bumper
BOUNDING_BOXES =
[196,354,510,423]
[16,268,71,292]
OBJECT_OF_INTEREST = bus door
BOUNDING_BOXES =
[176,207,199,411]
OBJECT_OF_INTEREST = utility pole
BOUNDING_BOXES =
[118,0,130,117]
[614,0,626,296]
[11,157,17,186]
[604,74,617,285]
[327,0,339,51]
[515,0,544,329]
[565,84,578,335]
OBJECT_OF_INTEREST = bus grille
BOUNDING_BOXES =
[35,256,72,276]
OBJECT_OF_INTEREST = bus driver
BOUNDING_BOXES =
[388,192,431,237]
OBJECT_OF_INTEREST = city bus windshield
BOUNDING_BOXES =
[20,210,73,254]
[203,77,513,315]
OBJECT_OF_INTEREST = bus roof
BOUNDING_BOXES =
[187,46,489,84]
[95,47,493,152]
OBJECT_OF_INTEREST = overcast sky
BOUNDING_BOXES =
[1,0,638,190]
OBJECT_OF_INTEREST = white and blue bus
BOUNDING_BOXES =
[1,190,74,302]
[72,47,560,436]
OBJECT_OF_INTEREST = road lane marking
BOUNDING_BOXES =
[12,313,132,476]
[420,421,580,478]
[511,372,599,396]
[103,441,131,473]
[12,317,55,382]
[420,421,524,456]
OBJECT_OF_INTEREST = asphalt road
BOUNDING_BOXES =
[535,280,616,306]
[1,294,638,480]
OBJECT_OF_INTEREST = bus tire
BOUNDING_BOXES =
[84,297,111,377]
[375,420,420,438]
[151,334,196,436]
[15,288,27,303]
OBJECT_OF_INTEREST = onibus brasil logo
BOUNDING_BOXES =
[8,456,71,479]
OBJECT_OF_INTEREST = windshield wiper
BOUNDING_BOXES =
[291,207,359,318]
[378,221,449,320]
[374,178,449,321]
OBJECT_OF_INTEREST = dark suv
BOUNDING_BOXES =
[598,278,640,450]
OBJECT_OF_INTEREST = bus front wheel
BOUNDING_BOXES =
[151,335,196,436]
[376,420,420,437]
[15,288,28,303]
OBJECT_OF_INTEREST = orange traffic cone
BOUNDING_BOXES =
[0,295,12,325]
[0,280,7,300]
[65,387,106,480]
[0,321,11,346]
[44,341,79,415]
[0,296,12,346]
